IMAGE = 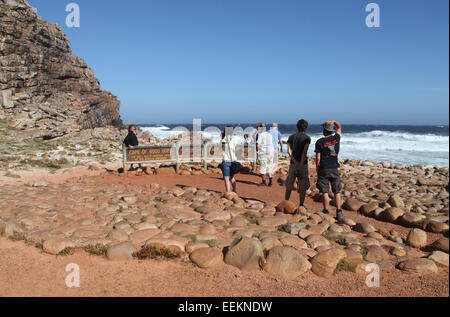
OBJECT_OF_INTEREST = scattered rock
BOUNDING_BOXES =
[310,248,347,278]
[428,251,449,267]
[263,246,311,280]
[398,258,438,274]
[224,237,264,271]
[387,194,405,208]
[406,229,427,249]
[343,198,362,211]
[190,248,223,268]
[383,207,405,222]
[106,242,137,261]
[276,200,297,215]
[43,238,76,255]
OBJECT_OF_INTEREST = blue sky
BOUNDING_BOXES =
[29,0,449,125]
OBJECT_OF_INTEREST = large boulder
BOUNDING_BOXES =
[387,194,405,208]
[263,246,311,280]
[383,207,405,222]
[354,222,376,234]
[428,251,449,267]
[426,220,449,234]
[310,248,347,278]
[106,242,136,261]
[400,212,426,227]
[406,229,427,249]
[276,200,297,215]
[343,198,363,212]
[43,238,76,255]
[156,167,176,175]
[224,237,264,271]
[398,258,438,274]
[190,248,223,268]
[428,238,449,254]
[364,245,389,263]
[359,202,379,216]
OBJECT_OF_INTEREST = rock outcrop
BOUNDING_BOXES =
[0,0,122,139]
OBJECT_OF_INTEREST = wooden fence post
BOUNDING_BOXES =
[122,144,128,174]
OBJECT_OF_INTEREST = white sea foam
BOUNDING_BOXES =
[143,127,449,167]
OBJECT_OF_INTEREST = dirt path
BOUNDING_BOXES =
[0,170,448,297]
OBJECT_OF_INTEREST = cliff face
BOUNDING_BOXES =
[0,0,122,139]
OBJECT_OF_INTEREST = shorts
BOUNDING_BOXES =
[317,169,342,194]
[221,161,235,179]
[286,164,311,192]
[259,152,275,175]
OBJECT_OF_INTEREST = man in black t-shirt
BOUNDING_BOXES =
[315,120,344,221]
[285,119,311,209]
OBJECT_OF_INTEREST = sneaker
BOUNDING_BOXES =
[322,210,330,215]
[128,167,137,172]
[336,210,344,222]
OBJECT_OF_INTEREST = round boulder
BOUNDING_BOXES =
[398,258,438,274]
[406,229,427,249]
[263,246,311,280]
[224,237,264,271]
[190,248,223,268]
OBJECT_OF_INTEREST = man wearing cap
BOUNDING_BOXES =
[315,120,344,221]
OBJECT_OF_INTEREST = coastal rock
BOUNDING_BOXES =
[383,207,405,222]
[276,201,297,215]
[387,194,405,208]
[360,202,379,216]
[343,198,363,212]
[364,245,389,263]
[426,220,449,234]
[0,0,122,139]
[189,248,223,268]
[106,242,136,261]
[428,238,449,254]
[354,222,376,234]
[263,246,311,280]
[397,258,438,274]
[224,237,264,271]
[428,251,449,267]
[310,248,347,278]
[43,238,76,255]
[406,229,427,248]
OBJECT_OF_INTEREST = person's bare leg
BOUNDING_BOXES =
[335,193,342,211]
[322,193,330,211]
[231,177,237,193]
[225,178,232,193]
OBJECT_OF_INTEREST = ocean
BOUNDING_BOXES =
[140,124,449,167]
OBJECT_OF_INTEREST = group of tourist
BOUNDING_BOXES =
[123,120,344,221]
[221,120,344,221]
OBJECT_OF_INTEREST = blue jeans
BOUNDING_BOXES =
[221,161,235,178]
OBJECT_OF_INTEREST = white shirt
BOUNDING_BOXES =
[257,131,275,155]
[222,137,238,162]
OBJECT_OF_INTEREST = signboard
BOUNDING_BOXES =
[126,146,173,163]
[122,143,257,173]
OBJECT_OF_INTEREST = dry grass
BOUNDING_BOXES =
[133,245,182,260]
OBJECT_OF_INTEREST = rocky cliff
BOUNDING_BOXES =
[0,0,122,140]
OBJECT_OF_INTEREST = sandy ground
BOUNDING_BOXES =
[0,167,449,297]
